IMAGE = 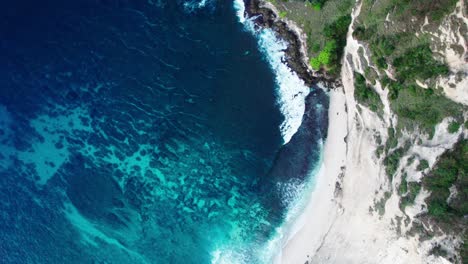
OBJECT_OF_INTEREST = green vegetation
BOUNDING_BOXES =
[417,159,429,171]
[424,139,467,219]
[383,136,411,182]
[448,121,461,134]
[390,85,464,137]
[384,43,448,101]
[401,182,421,209]
[354,72,382,112]
[353,27,462,138]
[375,191,392,216]
[399,173,421,210]
[393,0,459,22]
[385,128,399,152]
[323,14,351,41]
[399,173,408,195]
[278,11,287,18]
[311,42,321,53]
[306,0,329,10]
[375,145,384,158]
[384,147,404,180]
[393,44,449,83]
[462,232,468,264]
[359,0,458,31]
[429,245,449,258]
[355,0,456,82]
[309,15,351,74]
[348,0,465,259]
[354,29,396,69]
[270,0,353,75]
[310,40,337,70]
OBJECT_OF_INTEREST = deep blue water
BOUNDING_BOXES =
[0,0,327,263]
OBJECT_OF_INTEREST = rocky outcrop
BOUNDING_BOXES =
[244,0,341,88]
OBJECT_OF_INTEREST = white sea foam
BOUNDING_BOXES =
[233,0,310,145]
[183,0,212,12]
[256,142,324,264]
[210,2,317,264]
[233,0,246,23]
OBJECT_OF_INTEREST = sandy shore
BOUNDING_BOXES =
[278,88,348,264]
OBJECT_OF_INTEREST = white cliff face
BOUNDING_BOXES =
[299,3,424,263]
[427,0,468,105]
[281,0,467,263]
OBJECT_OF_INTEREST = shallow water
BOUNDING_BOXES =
[0,0,327,263]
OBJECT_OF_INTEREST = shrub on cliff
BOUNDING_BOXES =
[354,72,382,112]
[448,121,461,134]
[323,14,351,47]
[393,44,449,82]
[390,84,463,137]
[309,40,337,70]
[309,15,351,74]
[424,140,467,219]
[397,0,459,21]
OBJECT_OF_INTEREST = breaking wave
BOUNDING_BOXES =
[183,0,215,12]
[233,0,310,145]
[209,3,321,263]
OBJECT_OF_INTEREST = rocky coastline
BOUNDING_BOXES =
[243,0,342,89]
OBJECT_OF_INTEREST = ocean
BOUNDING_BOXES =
[0,0,327,263]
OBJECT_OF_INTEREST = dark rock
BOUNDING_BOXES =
[244,0,342,88]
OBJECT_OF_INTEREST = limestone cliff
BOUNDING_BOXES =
[249,0,468,263]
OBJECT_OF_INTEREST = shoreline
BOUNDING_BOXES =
[240,0,352,262]
[234,2,340,262]
[243,0,342,89]
[278,87,348,263]
[240,0,349,262]
[241,1,467,263]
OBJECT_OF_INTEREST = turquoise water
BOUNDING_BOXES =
[0,0,327,263]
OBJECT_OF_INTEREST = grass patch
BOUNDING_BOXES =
[270,0,354,75]
[310,40,337,70]
[359,0,458,31]
[309,15,351,74]
[390,85,464,136]
[401,0,458,22]
[307,0,329,10]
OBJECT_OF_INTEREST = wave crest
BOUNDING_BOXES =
[183,0,214,13]
[233,0,310,145]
